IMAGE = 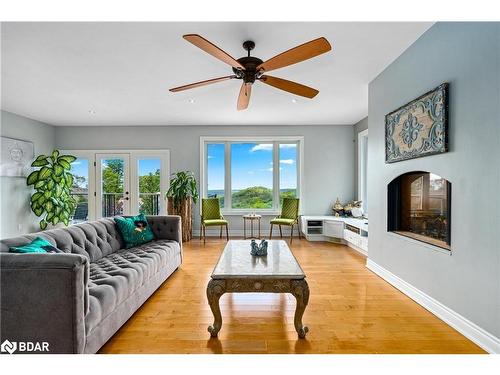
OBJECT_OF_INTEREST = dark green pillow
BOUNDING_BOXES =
[114,213,155,249]
[10,237,59,253]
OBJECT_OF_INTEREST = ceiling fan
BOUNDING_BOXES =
[169,34,332,110]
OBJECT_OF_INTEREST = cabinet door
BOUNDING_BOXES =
[324,221,344,238]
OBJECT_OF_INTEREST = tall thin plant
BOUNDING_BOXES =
[166,171,198,210]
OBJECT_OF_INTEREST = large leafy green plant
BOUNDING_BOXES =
[27,150,77,230]
[166,171,198,210]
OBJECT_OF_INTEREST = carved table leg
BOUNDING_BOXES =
[206,279,226,337]
[291,279,310,338]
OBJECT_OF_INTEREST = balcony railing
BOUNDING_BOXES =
[70,192,161,224]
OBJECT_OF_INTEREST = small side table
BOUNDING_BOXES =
[243,214,262,239]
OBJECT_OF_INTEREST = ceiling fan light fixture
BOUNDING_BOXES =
[170,34,331,110]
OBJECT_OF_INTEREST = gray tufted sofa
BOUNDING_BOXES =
[0,215,182,354]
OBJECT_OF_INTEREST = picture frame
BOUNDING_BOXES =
[0,136,35,177]
[385,83,449,163]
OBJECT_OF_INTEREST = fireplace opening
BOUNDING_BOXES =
[388,171,451,250]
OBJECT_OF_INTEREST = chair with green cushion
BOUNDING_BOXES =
[269,197,301,242]
[201,198,229,244]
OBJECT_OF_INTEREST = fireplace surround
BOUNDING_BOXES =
[388,171,451,250]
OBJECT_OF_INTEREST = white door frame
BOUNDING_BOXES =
[63,149,170,221]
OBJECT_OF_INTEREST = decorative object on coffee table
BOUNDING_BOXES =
[207,240,309,338]
[243,213,262,239]
[166,170,198,242]
[385,82,449,163]
[250,239,268,256]
[26,150,77,230]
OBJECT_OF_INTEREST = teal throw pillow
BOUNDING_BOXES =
[114,213,155,249]
[10,237,59,253]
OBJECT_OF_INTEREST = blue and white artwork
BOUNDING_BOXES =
[385,83,449,163]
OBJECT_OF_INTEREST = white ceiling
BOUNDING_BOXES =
[1,22,433,126]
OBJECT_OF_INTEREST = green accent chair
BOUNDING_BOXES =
[201,198,229,244]
[269,197,301,242]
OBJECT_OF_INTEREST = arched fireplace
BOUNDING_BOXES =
[387,171,451,250]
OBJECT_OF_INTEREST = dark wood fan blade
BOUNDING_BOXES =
[237,83,252,110]
[258,75,319,98]
[169,75,236,92]
[256,37,331,73]
[183,34,245,70]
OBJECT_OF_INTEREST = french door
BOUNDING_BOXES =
[96,153,131,218]
[66,150,170,222]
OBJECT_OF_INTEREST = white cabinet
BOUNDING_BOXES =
[301,215,368,255]
[323,220,344,238]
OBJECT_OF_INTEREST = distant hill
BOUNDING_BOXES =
[207,187,296,209]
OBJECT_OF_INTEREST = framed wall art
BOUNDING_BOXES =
[385,83,449,163]
[0,136,34,177]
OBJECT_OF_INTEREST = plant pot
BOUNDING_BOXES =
[167,197,193,242]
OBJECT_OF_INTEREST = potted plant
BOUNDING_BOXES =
[166,171,198,242]
[27,150,77,230]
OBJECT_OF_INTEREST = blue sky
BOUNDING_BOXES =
[207,143,297,191]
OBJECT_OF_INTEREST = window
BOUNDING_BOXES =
[231,143,273,209]
[279,143,298,204]
[201,137,302,213]
[69,158,90,224]
[138,158,161,215]
[207,143,225,206]
[62,150,169,221]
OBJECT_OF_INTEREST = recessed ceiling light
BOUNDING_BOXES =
[291,98,297,104]
[188,98,195,104]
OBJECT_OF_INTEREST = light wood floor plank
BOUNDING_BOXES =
[99,238,484,354]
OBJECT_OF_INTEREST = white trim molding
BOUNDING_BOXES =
[366,259,500,354]
[357,128,368,214]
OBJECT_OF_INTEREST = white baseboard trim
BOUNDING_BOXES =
[347,242,368,257]
[366,259,500,354]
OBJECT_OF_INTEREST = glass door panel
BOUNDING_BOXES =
[96,154,130,218]
[137,158,161,215]
[69,158,90,224]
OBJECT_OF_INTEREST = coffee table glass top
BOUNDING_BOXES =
[211,240,305,279]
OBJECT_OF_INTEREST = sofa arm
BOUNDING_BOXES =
[0,252,89,354]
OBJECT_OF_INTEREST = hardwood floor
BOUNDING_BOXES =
[99,238,484,354]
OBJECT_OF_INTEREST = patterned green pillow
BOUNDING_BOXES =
[10,237,59,253]
[114,213,155,249]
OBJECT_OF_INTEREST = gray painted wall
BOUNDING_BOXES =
[353,117,368,198]
[56,124,355,233]
[368,22,500,338]
[0,110,56,238]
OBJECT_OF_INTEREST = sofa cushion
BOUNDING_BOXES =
[84,239,180,334]
[9,237,60,253]
[114,214,155,249]
[0,218,124,263]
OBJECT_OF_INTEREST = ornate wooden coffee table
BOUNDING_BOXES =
[206,240,309,338]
